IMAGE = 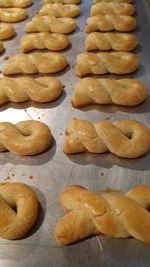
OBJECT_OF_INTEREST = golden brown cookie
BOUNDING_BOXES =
[76,52,139,77]
[39,3,80,18]
[3,52,68,75]
[85,32,137,52]
[0,77,63,104]
[20,32,70,52]
[0,0,32,8]
[0,23,15,40]
[0,40,4,52]
[63,118,150,158]
[0,182,38,239]
[71,78,147,107]
[26,15,76,34]
[86,14,136,32]
[0,120,52,155]
[43,0,81,4]
[90,2,135,16]
[0,8,27,23]
[94,0,133,3]
[55,184,150,245]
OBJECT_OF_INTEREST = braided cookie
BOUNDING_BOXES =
[0,8,27,23]
[26,15,76,34]
[20,33,70,52]
[0,77,63,105]
[3,52,68,75]
[0,120,51,155]
[43,0,81,4]
[0,41,4,53]
[39,4,80,18]
[71,78,147,107]
[76,52,139,77]
[0,23,15,40]
[55,184,150,245]
[64,118,150,158]
[94,0,133,3]
[90,2,135,16]
[0,0,32,8]
[0,182,38,239]
[85,32,137,52]
[86,14,136,33]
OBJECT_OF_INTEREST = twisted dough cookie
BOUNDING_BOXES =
[0,23,15,40]
[71,78,147,107]
[0,120,51,155]
[0,41,4,52]
[55,184,150,245]
[0,182,38,239]
[0,0,32,8]
[39,3,80,18]
[3,52,68,75]
[0,8,27,23]
[90,2,135,16]
[64,118,150,158]
[86,14,136,32]
[85,32,138,52]
[26,15,76,34]
[43,0,81,4]
[0,77,63,105]
[76,52,139,77]
[94,0,133,3]
[20,33,70,52]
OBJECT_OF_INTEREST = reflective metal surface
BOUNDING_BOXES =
[0,0,150,266]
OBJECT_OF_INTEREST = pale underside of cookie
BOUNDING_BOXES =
[0,8,27,23]
[0,23,15,40]
[55,184,150,245]
[0,41,4,53]
[0,77,63,105]
[0,120,52,155]
[0,182,38,239]
[64,118,150,158]
[20,32,70,52]
[85,32,138,52]
[93,0,133,3]
[43,0,81,4]
[3,52,68,75]
[26,15,76,34]
[71,78,147,107]
[86,14,136,32]
[76,52,139,77]
[90,2,135,16]
[39,3,80,18]
[0,0,32,8]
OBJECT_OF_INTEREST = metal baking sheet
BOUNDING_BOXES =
[0,0,150,266]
